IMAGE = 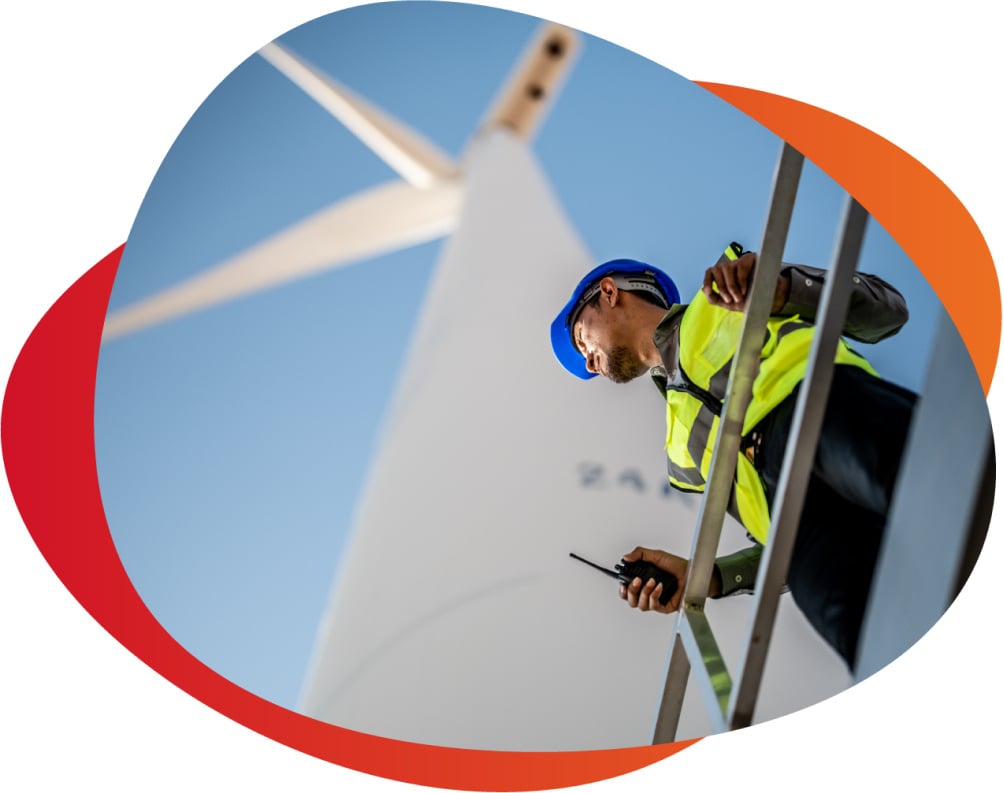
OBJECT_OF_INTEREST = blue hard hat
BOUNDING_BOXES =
[550,259,679,380]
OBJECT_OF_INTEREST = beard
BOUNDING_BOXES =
[605,345,648,383]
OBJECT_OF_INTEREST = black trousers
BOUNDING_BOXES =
[754,365,917,669]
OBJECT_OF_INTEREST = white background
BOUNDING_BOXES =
[2,1,1000,790]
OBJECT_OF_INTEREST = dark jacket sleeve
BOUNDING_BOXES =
[778,264,909,343]
[713,545,762,597]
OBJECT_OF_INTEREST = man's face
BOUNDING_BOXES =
[573,299,647,384]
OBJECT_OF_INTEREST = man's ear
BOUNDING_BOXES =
[598,276,619,307]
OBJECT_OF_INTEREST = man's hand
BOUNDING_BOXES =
[618,547,688,613]
[619,546,725,613]
[702,251,791,314]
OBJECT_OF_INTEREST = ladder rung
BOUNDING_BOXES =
[678,607,730,731]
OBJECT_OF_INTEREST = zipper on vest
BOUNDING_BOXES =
[666,362,723,417]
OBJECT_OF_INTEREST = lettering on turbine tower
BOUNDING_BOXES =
[576,462,675,499]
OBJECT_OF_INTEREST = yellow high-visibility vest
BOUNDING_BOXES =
[664,280,877,543]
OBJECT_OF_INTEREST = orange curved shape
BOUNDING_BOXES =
[2,85,997,790]
[698,83,999,393]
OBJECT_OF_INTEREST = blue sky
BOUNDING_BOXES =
[93,2,945,710]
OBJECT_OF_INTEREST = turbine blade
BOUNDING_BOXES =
[102,179,463,342]
[259,42,457,189]
[477,23,580,141]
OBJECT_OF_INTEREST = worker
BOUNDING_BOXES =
[550,244,916,669]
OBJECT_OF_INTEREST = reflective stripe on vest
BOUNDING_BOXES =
[664,278,877,542]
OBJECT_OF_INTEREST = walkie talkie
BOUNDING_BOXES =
[569,552,679,606]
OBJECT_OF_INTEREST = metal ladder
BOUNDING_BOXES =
[651,141,994,740]
[651,141,872,739]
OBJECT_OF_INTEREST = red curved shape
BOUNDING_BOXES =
[0,247,695,790]
[1,85,998,790]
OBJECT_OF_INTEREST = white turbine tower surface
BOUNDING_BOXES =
[102,22,851,750]
[294,124,848,753]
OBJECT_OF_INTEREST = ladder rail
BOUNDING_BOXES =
[652,142,804,742]
[727,196,869,729]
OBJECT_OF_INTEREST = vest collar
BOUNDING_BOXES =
[650,304,687,395]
